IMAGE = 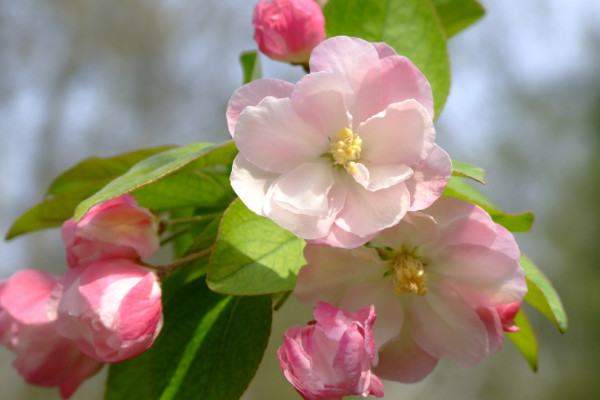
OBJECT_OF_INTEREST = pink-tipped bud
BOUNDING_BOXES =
[61,194,160,269]
[253,0,326,65]
[277,302,385,400]
[0,269,102,399]
[49,259,163,363]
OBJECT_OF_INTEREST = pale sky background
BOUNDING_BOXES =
[1,0,599,399]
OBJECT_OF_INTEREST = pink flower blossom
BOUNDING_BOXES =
[62,194,160,269]
[277,301,384,400]
[0,269,102,399]
[294,197,527,382]
[48,259,163,363]
[253,0,326,65]
[227,36,451,248]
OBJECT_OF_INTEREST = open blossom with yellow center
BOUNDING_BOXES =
[295,197,527,383]
[227,36,452,248]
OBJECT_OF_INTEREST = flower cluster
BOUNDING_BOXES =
[236,6,530,398]
[0,194,163,398]
[2,2,541,399]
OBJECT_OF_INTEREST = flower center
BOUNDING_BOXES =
[392,253,428,296]
[329,127,362,174]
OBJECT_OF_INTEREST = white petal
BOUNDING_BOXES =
[270,161,335,217]
[358,100,435,166]
[352,163,413,191]
[335,180,410,237]
[434,244,527,307]
[373,325,439,383]
[230,155,278,216]
[295,245,386,308]
[309,36,380,95]
[407,287,490,367]
[226,78,294,136]
[292,71,353,136]
[235,96,325,173]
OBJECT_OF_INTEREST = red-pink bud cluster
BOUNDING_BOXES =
[0,194,163,398]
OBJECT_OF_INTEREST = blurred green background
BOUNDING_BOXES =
[1,0,598,399]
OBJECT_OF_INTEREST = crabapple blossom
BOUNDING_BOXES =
[62,193,160,269]
[277,301,384,400]
[294,197,527,383]
[0,269,103,399]
[253,0,326,65]
[48,258,163,363]
[227,36,451,248]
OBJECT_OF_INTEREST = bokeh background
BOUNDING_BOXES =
[1,0,599,399]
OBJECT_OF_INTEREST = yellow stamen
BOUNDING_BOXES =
[329,127,362,174]
[392,253,428,296]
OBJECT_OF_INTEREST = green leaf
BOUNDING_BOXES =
[74,141,237,220]
[133,169,235,212]
[105,351,152,400]
[207,199,306,295]
[452,160,486,184]
[324,0,450,117]
[506,310,538,372]
[240,51,262,83]
[521,254,568,333]
[431,0,485,37]
[443,177,535,232]
[47,147,173,196]
[150,279,271,400]
[5,147,171,239]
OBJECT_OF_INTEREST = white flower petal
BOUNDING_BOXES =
[358,100,435,166]
[352,163,413,191]
[407,287,490,367]
[295,245,386,307]
[230,155,278,216]
[270,161,335,217]
[335,181,410,237]
[235,96,325,173]
[227,78,294,136]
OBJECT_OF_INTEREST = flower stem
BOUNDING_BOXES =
[273,291,292,311]
[164,213,221,226]
[152,247,213,280]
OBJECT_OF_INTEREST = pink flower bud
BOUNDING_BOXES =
[0,270,102,399]
[61,194,160,269]
[49,259,163,363]
[253,0,326,65]
[277,302,384,400]
[496,301,522,332]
